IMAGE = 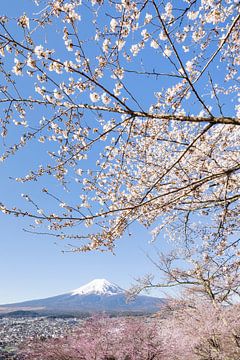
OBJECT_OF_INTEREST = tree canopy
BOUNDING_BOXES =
[0,0,239,259]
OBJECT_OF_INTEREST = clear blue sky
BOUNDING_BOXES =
[0,213,167,304]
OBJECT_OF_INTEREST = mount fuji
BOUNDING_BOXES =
[71,279,124,296]
[0,279,165,316]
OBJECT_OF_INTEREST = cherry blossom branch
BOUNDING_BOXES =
[0,98,239,125]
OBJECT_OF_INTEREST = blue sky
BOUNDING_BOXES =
[0,212,167,303]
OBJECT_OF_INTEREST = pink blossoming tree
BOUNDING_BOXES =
[19,304,240,360]
[20,316,163,360]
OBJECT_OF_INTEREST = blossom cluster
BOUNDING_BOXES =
[0,0,239,259]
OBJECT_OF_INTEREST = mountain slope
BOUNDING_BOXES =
[1,279,165,315]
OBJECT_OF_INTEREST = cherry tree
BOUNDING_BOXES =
[161,299,240,359]
[20,316,163,359]
[128,232,240,304]
[0,0,239,255]
[19,306,240,360]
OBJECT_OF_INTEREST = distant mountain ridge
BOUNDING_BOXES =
[0,279,165,316]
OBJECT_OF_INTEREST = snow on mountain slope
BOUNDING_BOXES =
[71,279,124,296]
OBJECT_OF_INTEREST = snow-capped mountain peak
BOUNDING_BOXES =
[71,279,124,296]
[1,278,165,315]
